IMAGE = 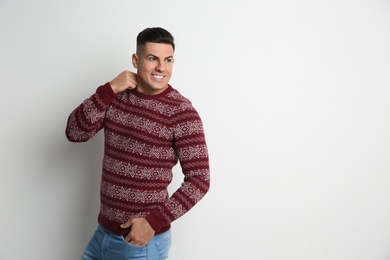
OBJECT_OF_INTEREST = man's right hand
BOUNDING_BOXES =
[110,70,137,94]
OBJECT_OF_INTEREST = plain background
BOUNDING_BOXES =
[1,0,390,259]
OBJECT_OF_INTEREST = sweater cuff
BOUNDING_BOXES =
[145,209,166,233]
[96,82,116,104]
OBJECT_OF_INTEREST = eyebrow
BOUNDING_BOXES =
[146,54,174,60]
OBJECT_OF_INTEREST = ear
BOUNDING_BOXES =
[132,53,139,69]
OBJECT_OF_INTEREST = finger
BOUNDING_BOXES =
[128,80,137,89]
[127,82,136,89]
[120,221,133,229]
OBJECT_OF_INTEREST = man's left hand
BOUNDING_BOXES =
[121,218,155,246]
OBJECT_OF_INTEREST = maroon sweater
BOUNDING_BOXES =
[66,83,210,235]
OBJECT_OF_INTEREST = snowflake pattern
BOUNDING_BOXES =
[101,204,148,223]
[175,120,204,137]
[101,181,168,203]
[106,132,176,159]
[179,145,208,160]
[103,156,173,180]
[106,108,172,138]
[167,199,186,219]
[181,182,204,203]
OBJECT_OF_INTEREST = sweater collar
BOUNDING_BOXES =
[130,85,173,100]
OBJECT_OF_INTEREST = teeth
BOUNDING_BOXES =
[153,75,164,79]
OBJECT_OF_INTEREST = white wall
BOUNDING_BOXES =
[1,0,390,259]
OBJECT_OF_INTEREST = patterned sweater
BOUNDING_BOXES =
[66,83,210,235]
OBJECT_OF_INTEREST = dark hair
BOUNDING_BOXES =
[136,27,175,53]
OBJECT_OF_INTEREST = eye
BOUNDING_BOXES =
[148,57,157,61]
[165,58,173,63]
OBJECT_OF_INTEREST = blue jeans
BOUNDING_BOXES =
[81,224,172,260]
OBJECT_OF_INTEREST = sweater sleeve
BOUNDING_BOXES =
[65,82,116,142]
[145,107,210,232]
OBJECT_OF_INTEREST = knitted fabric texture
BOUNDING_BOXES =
[66,83,210,235]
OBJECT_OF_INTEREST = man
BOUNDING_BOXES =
[66,27,210,260]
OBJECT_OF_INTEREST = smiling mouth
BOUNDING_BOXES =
[152,74,165,79]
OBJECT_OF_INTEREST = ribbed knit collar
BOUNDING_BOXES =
[130,85,173,100]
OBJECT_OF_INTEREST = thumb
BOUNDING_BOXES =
[120,220,133,229]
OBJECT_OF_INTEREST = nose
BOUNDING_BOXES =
[155,61,165,72]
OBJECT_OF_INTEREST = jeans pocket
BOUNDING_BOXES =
[121,237,147,259]
[155,237,172,260]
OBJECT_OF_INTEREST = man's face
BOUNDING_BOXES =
[132,42,174,95]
